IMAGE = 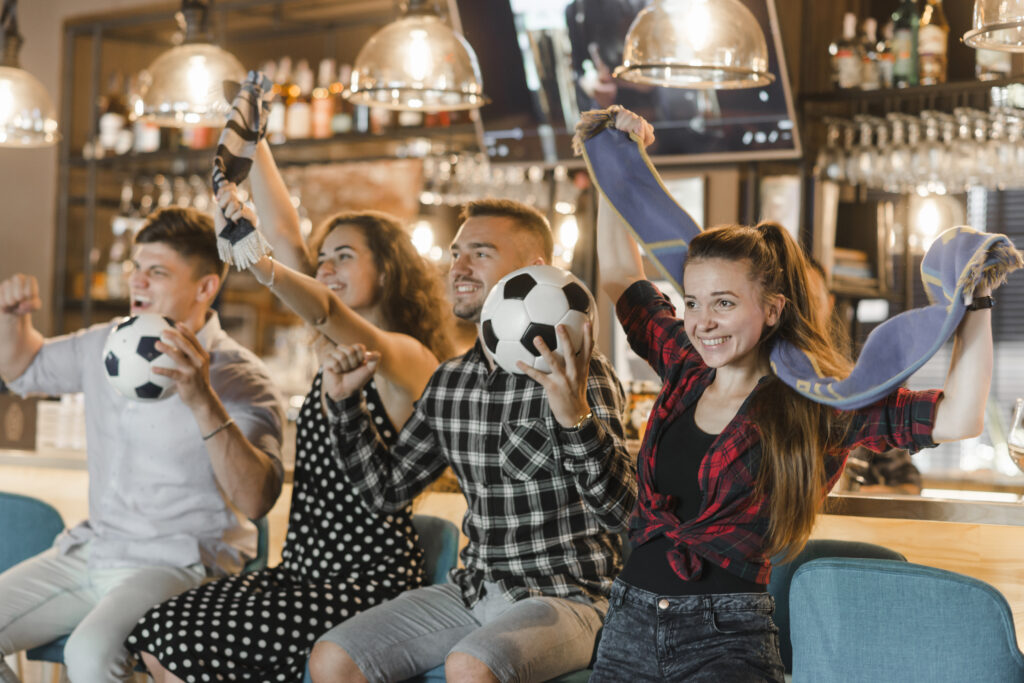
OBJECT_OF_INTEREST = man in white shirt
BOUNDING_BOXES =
[0,207,285,683]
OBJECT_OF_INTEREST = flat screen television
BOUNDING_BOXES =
[455,0,801,164]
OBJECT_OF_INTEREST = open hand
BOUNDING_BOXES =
[516,321,594,428]
[322,342,380,402]
[153,322,213,409]
[0,274,42,316]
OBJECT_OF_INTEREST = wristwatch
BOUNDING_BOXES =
[568,410,593,430]
[966,295,995,311]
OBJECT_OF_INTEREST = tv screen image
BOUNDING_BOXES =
[456,0,800,164]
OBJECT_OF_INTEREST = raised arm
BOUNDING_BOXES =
[239,139,315,273]
[247,252,439,402]
[594,109,652,303]
[0,274,46,382]
[931,284,993,442]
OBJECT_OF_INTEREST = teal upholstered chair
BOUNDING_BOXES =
[789,558,1024,682]
[767,539,906,674]
[25,516,270,668]
[0,491,65,678]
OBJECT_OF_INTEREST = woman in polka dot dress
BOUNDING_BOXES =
[127,142,454,682]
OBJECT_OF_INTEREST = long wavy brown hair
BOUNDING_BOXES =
[309,211,454,361]
[687,222,853,560]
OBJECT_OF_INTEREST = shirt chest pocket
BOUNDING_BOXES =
[498,420,556,481]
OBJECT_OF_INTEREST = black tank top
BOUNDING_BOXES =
[618,401,764,595]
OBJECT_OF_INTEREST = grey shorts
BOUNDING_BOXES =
[316,581,606,683]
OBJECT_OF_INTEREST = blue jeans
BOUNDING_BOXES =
[590,579,784,682]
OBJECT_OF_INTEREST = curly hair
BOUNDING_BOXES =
[309,211,454,361]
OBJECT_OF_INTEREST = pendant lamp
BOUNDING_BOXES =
[347,0,488,112]
[613,0,774,89]
[138,0,245,127]
[0,0,59,147]
[963,0,1024,51]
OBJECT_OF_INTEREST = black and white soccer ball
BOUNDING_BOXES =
[479,265,596,374]
[101,313,178,401]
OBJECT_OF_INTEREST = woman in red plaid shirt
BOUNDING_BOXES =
[589,109,994,682]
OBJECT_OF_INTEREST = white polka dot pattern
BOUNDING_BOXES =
[126,373,424,680]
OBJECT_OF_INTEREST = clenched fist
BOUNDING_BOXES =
[0,274,42,316]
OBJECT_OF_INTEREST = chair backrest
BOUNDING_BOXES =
[768,539,906,673]
[243,517,270,573]
[412,514,460,586]
[790,558,1024,683]
[0,491,64,573]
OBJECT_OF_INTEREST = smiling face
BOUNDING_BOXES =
[128,242,217,330]
[449,216,546,322]
[315,224,382,316]
[682,257,783,372]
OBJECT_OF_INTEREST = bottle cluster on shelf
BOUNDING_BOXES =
[82,56,476,161]
[829,0,998,92]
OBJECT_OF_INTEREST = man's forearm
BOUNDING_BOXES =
[194,394,283,520]
[0,314,44,383]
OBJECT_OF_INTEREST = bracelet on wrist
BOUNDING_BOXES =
[567,410,593,430]
[202,417,235,441]
[252,255,276,288]
[966,295,994,311]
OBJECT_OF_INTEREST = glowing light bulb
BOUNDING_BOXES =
[187,56,212,106]
[405,29,434,85]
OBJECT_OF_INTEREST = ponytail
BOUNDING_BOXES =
[689,222,853,559]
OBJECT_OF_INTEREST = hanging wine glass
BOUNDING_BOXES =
[914,111,949,195]
[950,108,980,193]
[815,118,847,183]
[845,115,878,188]
[885,113,914,194]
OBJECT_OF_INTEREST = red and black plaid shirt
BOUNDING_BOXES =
[617,280,942,584]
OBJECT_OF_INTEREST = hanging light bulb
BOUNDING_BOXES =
[138,0,244,128]
[963,0,1024,52]
[0,0,59,147]
[613,0,774,90]
[347,0,488,112]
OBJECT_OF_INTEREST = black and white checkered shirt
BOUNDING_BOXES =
[328,341,636,607]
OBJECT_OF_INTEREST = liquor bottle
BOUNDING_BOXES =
[877,21,896,89]
[918,0,949,85]
[331,63,354,135]
[311,58,335,139]
[892,0,919,88]
[860,17,882,91]
[266,57,289,144]
[976,48,1012,81]
[830,12,862,90]
[129,72,160,153]
[286,59,314,140]
[97,72,129,157]
[107,179,136,300]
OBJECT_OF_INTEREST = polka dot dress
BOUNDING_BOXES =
[126,372,424,681]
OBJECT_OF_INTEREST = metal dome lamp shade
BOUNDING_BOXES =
[138,0,245,127]
[614,0,774,89]
[963,0,1024,52]
[347,0,488,112]
[0,0,59,147]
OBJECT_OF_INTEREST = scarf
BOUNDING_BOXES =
[575,108,1023,410]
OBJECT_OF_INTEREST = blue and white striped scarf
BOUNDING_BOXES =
[212,71,275,269]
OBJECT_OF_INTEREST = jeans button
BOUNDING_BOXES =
[658,598,669,609]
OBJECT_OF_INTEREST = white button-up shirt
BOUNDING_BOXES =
[9,313,284,576]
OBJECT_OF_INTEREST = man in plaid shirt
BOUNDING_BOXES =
[309,199,636,683]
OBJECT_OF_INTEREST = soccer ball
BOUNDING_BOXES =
[479,265,596,374]
[101,313,178,401]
